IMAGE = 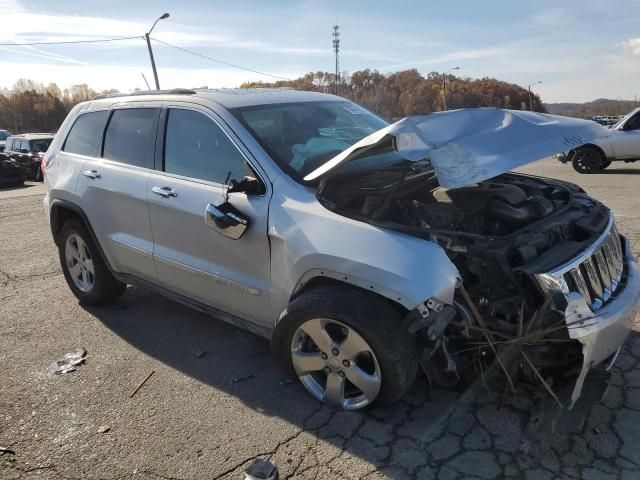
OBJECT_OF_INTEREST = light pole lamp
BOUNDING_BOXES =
[145,13,170,90]
[442,66,460,111]
[528,80,542,111]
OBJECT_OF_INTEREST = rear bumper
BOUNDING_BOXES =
[566,235,639,405]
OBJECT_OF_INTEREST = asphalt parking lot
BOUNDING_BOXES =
[2,159,640,480]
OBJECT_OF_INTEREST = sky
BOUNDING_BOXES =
[1,0,640,103]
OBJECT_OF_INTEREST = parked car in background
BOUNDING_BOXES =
[559,108,640,173]
[42,89,639,410]
[4,133,54,181]
[0,151,26,187]
[0,129,12,152]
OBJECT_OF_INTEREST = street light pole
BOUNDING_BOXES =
[528,80,542,111]
[145,13,170,90]
[442,66,460,111]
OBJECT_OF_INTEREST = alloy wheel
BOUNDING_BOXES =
[573,149,602,173]
[65,234,95,293]
[291,317,381,409]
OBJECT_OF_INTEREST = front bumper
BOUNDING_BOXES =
[565,236,639,405]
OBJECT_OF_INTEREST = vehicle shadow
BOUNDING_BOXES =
[85,284,460,474]
[85,284,629,476]
[600,167,640,174]
[0,182,34,191]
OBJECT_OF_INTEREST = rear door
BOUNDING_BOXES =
[146,104,272,327]
[75,106,160,282]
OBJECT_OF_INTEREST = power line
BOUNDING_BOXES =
[150,37,292,81]
[0,36,143,46]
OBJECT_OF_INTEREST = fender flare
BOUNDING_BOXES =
[291,268,410,307]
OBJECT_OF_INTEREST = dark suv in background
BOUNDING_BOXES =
[0,129,11,152]
[4,133,54,181]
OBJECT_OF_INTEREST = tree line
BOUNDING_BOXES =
[0,79,118,134]
[0,70,545,133]
[241,69,546,119]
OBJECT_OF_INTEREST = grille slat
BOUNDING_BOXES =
[593,249,612,301]
[568,268,593,308]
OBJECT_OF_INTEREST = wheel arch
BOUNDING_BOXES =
[570,143,609,161]
[49,199,113,272]
[290,272,409,317]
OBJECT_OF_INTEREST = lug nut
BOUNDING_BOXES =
[323,366,331,373]
[321,352,328,360]
[338,371,346,378]
[342,360,350,367]
[332,348,339,356]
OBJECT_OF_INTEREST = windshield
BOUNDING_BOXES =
[0,131,10,141]
[232,100,389,180]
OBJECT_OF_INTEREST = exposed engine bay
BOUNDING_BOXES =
[317,167,613,395]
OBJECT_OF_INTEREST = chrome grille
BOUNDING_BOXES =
[537,217,625,312]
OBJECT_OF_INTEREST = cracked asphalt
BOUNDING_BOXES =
[2,159,640,480]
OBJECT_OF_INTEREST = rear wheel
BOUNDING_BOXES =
[58,220,126,305]
[273,286,418,409]
[572,147,606,173]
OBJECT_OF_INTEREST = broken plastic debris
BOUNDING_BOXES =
[97,425,110,434]
[55,348,87,374]
[0,446,15,455]
[244,458,278,480]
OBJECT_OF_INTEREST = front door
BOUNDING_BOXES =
[147,106,272,328]
[612,113,640,158]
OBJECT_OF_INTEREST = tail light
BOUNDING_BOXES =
[40,153,48,178]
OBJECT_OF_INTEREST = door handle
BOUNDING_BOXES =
[152,186,177,198]
[82,169,101,179]
[205,202,250,240]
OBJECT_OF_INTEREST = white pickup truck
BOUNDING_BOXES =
[558,107,640,173]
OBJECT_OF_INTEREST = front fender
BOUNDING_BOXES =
[267,184,460,323]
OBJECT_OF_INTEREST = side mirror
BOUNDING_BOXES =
[227,176,263,195]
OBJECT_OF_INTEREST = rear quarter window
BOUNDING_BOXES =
[63,111,109,157]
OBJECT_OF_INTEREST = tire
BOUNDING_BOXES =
[272,286,418,409]
[601,160,612,170]
[57,220,126,305]
[571,147,606,173]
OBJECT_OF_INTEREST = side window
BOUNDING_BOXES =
[625,115,640,131]
[20,140,29,152]
[103,108,158,168]
[164,108,248,184]
[63,111,109,157]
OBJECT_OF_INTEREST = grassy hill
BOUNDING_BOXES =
[545,98,637,118]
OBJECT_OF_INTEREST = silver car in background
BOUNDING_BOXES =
[43,89,640,410]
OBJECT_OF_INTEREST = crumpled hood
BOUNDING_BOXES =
[304,108,607,188]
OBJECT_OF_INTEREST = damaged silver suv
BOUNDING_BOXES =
[43,89,640,410]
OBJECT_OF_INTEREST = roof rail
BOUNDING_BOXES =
[92,88,196,100]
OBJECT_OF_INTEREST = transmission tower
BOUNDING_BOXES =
[332,25,340,95]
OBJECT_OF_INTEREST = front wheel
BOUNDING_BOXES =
[273,286,418,410]
[572,147,606,173]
